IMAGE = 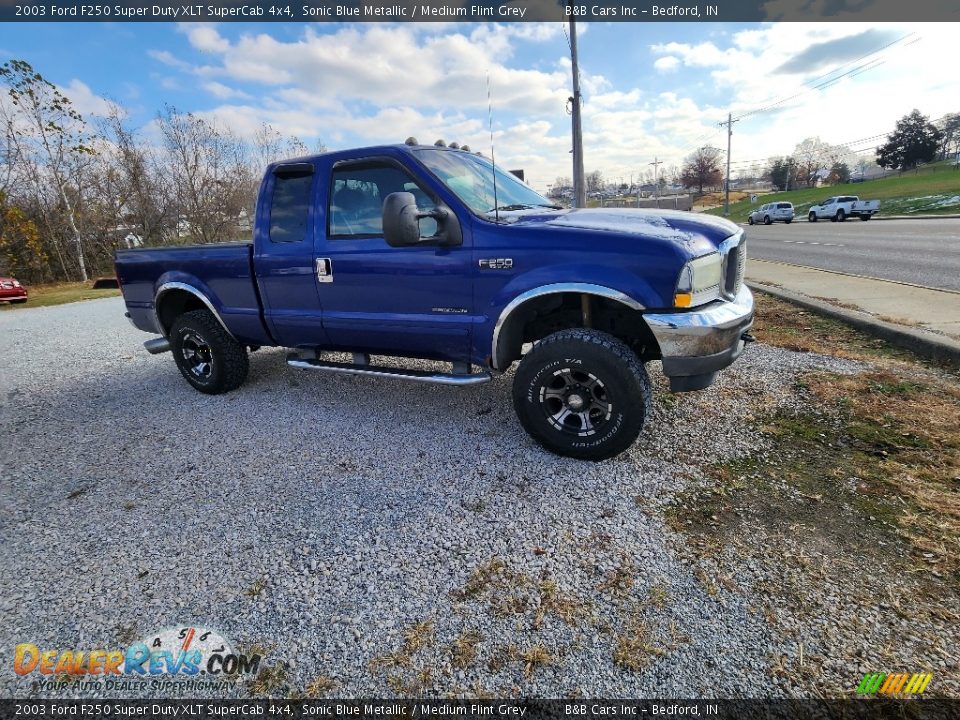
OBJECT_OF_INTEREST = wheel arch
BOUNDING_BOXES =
[491,283,659,371]
[154,281,234,339]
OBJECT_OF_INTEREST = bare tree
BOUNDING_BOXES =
[156,106,254,244]
[98,105,171,247]
[792,137,849,188]
[585,170,604,193]
[0,59,97,280]
[680,147,723,194]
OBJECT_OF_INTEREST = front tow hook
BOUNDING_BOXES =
[741,332,757,344]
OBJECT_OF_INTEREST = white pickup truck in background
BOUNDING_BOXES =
[807,195,880,222]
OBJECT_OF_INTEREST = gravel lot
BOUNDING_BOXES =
[0,297,953,698]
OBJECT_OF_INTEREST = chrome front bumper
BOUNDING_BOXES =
[643,285,754,392]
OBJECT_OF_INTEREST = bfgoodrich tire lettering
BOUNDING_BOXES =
[512,329,652,460]
[170,309,249,394]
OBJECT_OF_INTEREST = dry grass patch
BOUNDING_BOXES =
[803,369,960,573]
[247,664,287,696]
[303,675,337,697]
[450,630,483,669]
[751,293,925,364]
[597,557,636,596]
[535,578,586,627]
[520,645,551,678]
[612,620,666,672]
[452,558,532,617]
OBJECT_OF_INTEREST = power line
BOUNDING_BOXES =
[731,33,919,123]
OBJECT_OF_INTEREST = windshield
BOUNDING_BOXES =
[413,148,557,217]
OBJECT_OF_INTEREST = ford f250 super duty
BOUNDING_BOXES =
[116,141,754,460]
[807,195,880,222]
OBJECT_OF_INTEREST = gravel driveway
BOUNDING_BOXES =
[0,297,946,698]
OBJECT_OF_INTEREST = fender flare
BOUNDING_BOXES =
[154,281,235,339]
[491,282,645,370]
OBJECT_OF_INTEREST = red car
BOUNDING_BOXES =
[0,277,28,304]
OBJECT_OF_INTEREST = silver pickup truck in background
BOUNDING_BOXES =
[807,195,880,222]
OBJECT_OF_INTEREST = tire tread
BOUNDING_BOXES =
[171,309,249,394]
[512,328,652,460]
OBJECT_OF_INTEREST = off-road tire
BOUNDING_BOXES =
[170,309,249,394]
[512,329,652,461]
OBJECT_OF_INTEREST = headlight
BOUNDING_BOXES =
[674,253,722,308]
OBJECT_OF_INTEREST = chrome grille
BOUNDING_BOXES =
[719,232,745,300]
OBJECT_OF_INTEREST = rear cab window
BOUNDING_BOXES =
[269,165,314,243]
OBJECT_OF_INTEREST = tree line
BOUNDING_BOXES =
[677,108,959,195]
[0,59,324,284]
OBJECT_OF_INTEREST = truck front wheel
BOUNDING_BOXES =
[170,309,249,394]
[512,329,651,461]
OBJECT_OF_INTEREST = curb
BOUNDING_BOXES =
[748,282,960,368]
[747,259,960,295]
[736,213,960,225]
[867,214,960,221]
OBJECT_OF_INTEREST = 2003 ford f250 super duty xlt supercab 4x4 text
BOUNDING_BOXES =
[116,141,754,460]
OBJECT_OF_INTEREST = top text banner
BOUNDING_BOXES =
[2,1,959,22]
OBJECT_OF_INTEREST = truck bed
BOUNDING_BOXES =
[115,242,268,343]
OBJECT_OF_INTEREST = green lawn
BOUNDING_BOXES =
[0,281,120,310]
[706,161,960,220]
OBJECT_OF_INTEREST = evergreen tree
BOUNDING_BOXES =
[877,110,942,170]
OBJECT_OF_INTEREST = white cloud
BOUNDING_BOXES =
[134,22,959,193]
[147,49,192,72]
[202,81,251,101]
[653,56,680,72]
[186,25,230,53]
[60,80,113,117]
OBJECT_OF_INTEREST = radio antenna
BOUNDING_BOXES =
[487,73,499,223]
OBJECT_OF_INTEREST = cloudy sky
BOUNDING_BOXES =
[2,21,957,191]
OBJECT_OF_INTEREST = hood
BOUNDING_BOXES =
[504,207,739,251]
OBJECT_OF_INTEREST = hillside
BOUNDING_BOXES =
[705,161,960,219]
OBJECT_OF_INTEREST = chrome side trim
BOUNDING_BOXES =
[491,283,645,370]
[288,357,492,386]
[154,281,235,339]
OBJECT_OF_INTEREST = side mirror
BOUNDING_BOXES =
[382,192,462,248]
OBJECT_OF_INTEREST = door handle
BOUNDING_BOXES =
[316,258,333,283]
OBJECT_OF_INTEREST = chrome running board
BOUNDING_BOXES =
[287,354,491,386]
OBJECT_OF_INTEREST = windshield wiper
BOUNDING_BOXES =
[488,204,536,212]
[488,203,562,213]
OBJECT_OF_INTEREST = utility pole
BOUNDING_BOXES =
[718,112,739,216]
[569,19,586,208]
[649,157,663,208]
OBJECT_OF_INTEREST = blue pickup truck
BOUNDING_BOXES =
[116,141,753,460]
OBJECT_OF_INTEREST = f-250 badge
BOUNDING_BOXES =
[479,258,514,270]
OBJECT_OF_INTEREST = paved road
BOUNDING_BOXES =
[742,218,960,291]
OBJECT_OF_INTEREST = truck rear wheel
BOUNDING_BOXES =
[170,309,249,394]
[512,329,651,461]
